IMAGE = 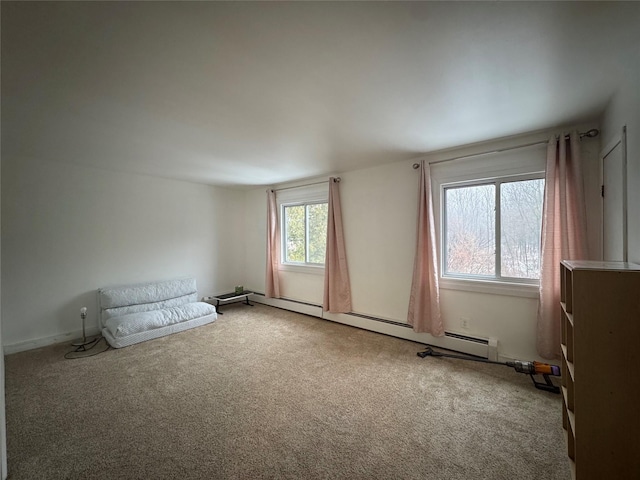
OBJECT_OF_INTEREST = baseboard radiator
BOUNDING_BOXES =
[250,293,498,361]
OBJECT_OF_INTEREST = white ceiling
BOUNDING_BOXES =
[2,1,639,187]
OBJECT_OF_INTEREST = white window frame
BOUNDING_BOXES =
[276,183,328,275]
[442,172,545,281]
[431,143,547,298]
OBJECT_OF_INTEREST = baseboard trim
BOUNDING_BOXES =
[250,294,496,359]
[3,327,101,355]
[5,294,499,360]
[251,294,323,317]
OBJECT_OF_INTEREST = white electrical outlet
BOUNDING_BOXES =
[460,317,470,329]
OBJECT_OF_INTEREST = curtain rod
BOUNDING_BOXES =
[270,177,341,193]
[412,128,599,169]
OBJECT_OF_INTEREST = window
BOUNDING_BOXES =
[430,141,547,296]
[282,202,328,265]
[443,174,544,283]
[276,183,328,272]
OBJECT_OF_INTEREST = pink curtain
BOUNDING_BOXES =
[407,161,444,336]
[265,189,281,298]
[323,177,352,313]
[537,132,588,359]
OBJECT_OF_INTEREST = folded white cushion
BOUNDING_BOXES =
[100,278,197,309]
[104,302,216,338]
[102,292,198,321]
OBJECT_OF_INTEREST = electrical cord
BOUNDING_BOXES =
[64,336,111,359]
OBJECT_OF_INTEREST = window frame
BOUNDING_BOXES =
[281,201,328,267]
[430,142,547,298]
[276,183,328,275]
[441,171,545,286]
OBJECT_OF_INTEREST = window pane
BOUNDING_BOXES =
[284,205,305,263]
[500,179,544,279]
[307,203,328,264]
[445,184,495,276]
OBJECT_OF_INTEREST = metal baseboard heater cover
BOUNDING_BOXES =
[251,293,498,360]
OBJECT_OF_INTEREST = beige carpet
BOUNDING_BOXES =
[5,303,570,480]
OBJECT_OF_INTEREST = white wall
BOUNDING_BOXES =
[244,127,601,362]
[602,67,640,264]
[0,125,606,362]
[1,156,245,352]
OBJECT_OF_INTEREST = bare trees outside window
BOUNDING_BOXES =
[445,184,496,276]
[444,176,544,282]
[500,179,544,279]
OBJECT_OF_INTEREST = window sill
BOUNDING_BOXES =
[279,263,325,275]
[439,277,539,298]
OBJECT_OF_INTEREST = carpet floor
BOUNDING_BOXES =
[5,303,570,479]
